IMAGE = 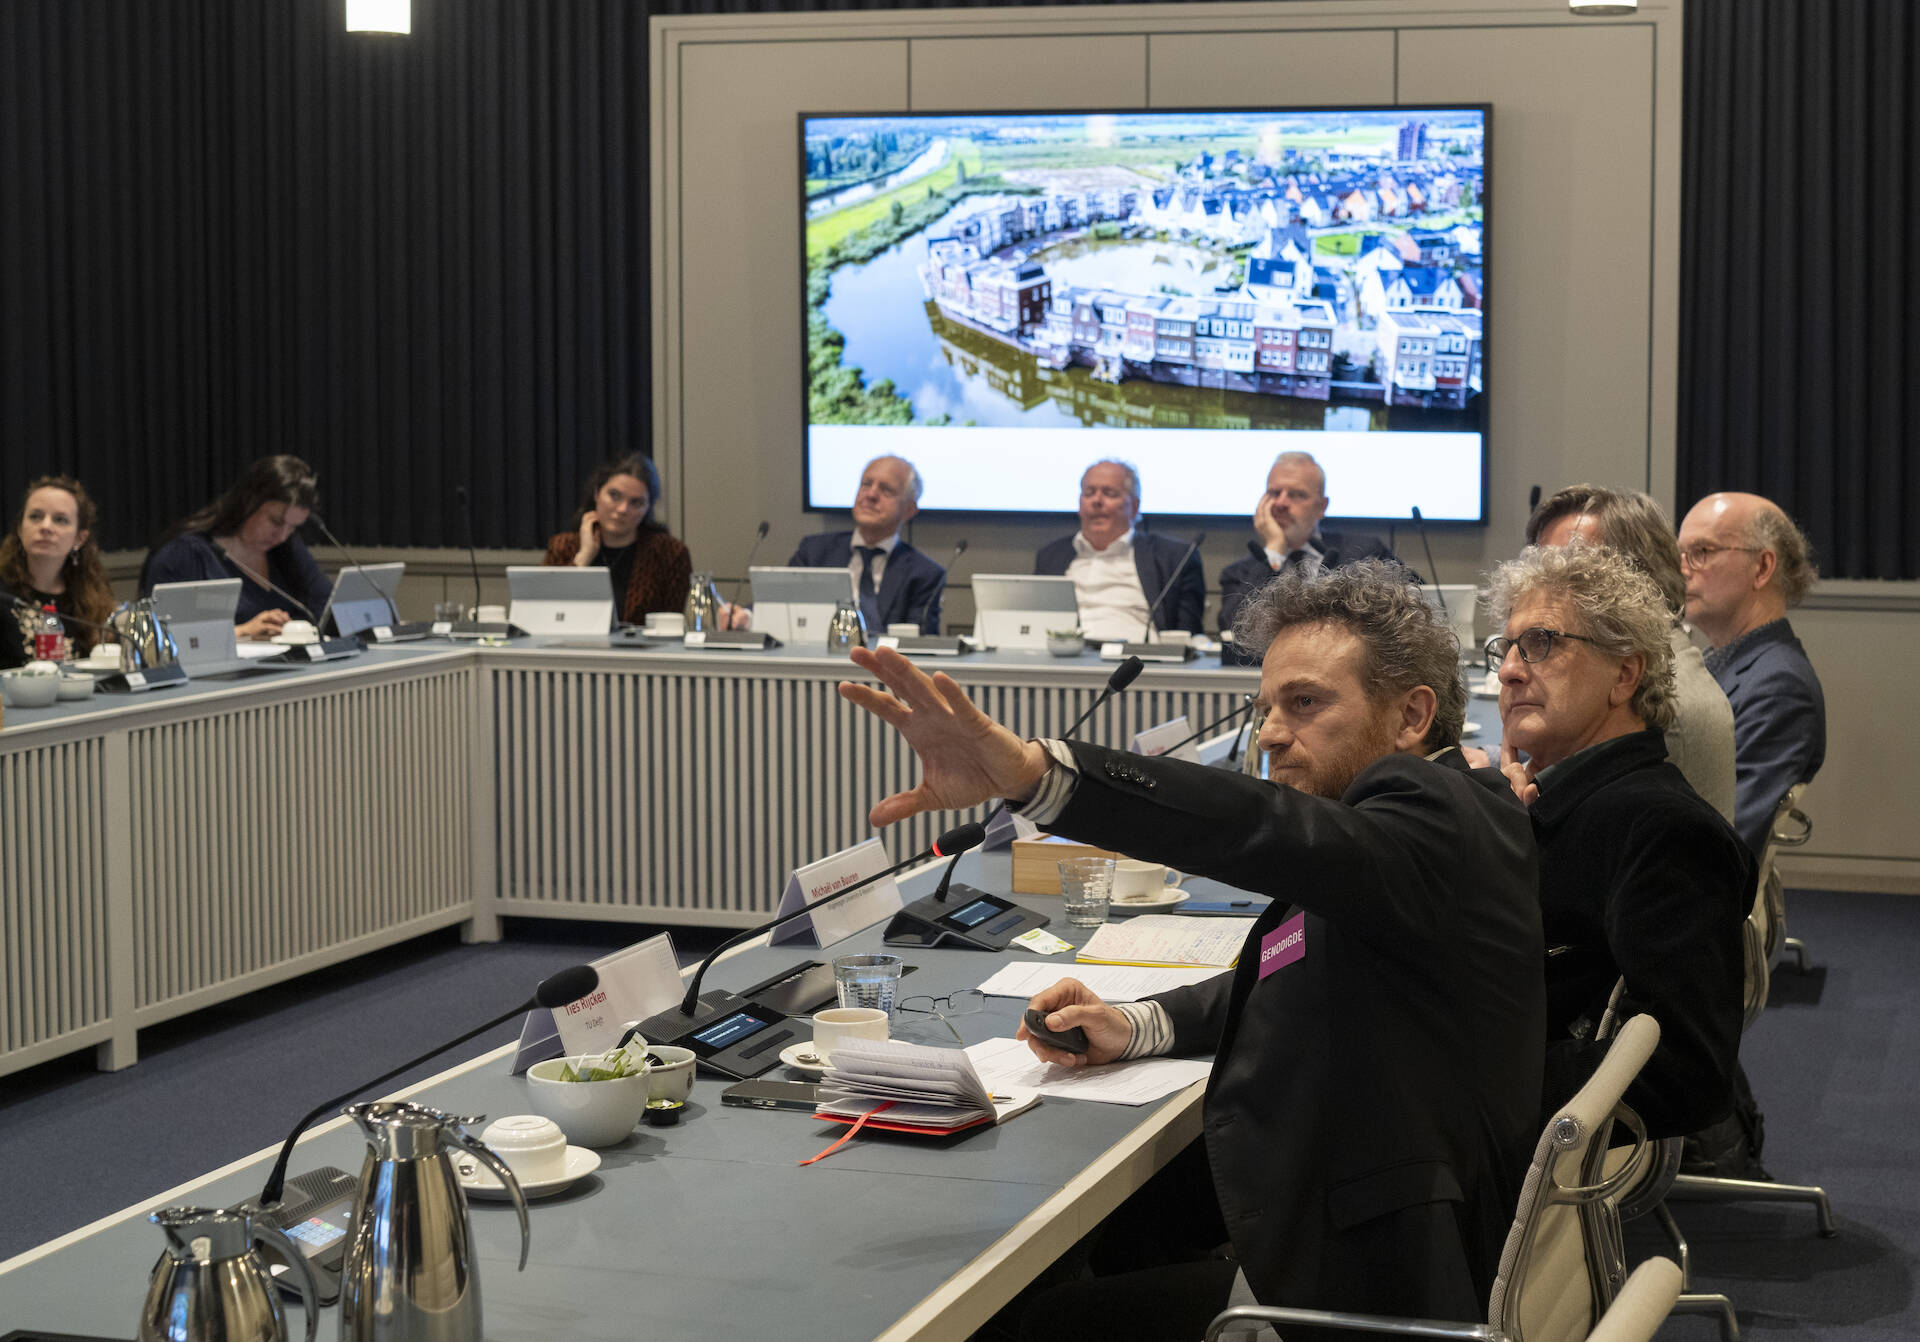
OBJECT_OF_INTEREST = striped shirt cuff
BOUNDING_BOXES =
[1011,738,1080,827]
[1114,1000,1175,1060]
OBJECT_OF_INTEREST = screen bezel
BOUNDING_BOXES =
[798,102,1492,529]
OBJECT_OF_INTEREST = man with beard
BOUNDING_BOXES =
[838,562,1544,1341]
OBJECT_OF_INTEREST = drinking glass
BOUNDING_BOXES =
[832,953,905,1014]
[1057,857,1115,929]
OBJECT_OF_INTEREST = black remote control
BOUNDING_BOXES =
[1023,1007,1090,1054]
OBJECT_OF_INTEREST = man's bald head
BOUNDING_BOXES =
[1677,491,1818,646]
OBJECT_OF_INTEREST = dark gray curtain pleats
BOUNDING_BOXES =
[1681,0,1919,579]
[4,0,1915,571]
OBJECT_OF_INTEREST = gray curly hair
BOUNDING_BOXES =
[1235,559,1466,752]
[1484,545,1677,729]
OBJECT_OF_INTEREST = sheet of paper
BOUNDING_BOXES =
[1076,915,1258,968]
[975,961,1224,1001]
[965,1037,1211,1107]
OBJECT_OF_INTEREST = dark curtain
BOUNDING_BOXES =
[1681,0,1920,579]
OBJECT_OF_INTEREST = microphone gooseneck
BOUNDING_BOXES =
[1137,532,1206,643]
[679,822,986,1011]
[2,593,116,634]
[1410,506,1449,625]
[218,549,318,622]
[454,486,483,613]
[729,520,771,611]
[310,512,403,630]
[258,963,599,1207]
[916,538,968,635]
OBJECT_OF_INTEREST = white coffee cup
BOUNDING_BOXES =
[480,1114,570,1183]
[1113,859,1181,900]
[810,1006,888,1063]
[477,604,508,624]
[278,620,318,644]
[645,612,686,636]
[886,623,920,638]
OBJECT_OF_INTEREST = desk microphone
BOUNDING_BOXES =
[309,512,429,641]
[1110,534,1204,663]
[454,485,484,615]
[890,539,970,654]
[1147,693,1256,761]
[218,550,320,624]
[258,963,600,1208]
[1226,695,1261,766]
[1410,506,1448,627]
[729,520,770,610]
[916,538,967,635]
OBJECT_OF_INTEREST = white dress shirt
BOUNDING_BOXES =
[1262,535,1326,579]
[1066,528,1150,641]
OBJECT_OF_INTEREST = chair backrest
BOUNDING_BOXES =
[1745,782,1812,1025]
[1584,1258,1682,1342]
[1488,1014,1661,1342]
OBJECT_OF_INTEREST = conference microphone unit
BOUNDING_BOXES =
[635,823,987,1078]
[886,655,1145,948]
[887,538,970,657]
[1105,532,1205,663]
[256,962,600,1209]
[310,511,432,643]
[700,521,781,648]
[445,486,525,640]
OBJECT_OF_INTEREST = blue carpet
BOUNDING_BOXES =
[0,918,727,1263]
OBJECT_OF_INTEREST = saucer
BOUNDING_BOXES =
[269,634,321,647]
[778,1041,831,1074]
[456,1146,600,1199]
[1109,890,1190,916]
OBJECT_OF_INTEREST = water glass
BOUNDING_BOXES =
[1057,857,1115,929]
[432,600,466,624]
[832,953,905,1015]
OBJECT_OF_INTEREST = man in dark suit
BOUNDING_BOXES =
[839,563,1545,1339]
[1487,543,1750,1138]
[1678,492,1827,857]
[725,455,948,635]
[1034,459,1203,638]
[1217,451,1400,635]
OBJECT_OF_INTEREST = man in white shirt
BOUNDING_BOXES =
[1034,460,1203,640]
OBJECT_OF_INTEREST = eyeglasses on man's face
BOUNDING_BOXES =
[1678,541,1760,569]
[1485,627,1604,674]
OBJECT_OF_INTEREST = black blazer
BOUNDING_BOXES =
[1532,728,1752,1137]
[1044,742,1545,1318]
[1217,529,1403,634]
[789,532,946,634]
[1033,529,1204,633]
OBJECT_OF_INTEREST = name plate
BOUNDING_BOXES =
[511,931,685,1071]
[769,838,903,947]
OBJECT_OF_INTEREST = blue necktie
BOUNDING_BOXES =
[857,547,885,634]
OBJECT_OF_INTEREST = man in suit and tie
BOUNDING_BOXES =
[838,562,1545,1341]
[1034,459,1204,639]
[725,455,948,635]
[1217,451,1400,635]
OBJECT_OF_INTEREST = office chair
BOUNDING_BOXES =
[1203,1016,1664,1342]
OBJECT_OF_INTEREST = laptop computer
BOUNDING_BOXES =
[507,566,617,636]
[150,579,295,678]
[748,566,856,646]
[326,563,406,638]
[972,574,1080,650]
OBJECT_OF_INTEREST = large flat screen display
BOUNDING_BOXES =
[802,106,1489,522]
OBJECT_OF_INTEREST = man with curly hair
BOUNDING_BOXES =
[1487,544,1753,1136]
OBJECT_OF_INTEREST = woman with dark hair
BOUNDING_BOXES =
[1,475,116,668]
[542,453,691,625]
[141,455,332,641]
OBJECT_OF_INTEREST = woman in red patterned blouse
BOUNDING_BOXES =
[542,454,692,625]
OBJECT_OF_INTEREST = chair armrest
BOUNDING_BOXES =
[1202,1304,1497,1342]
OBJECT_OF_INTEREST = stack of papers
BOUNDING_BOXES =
[977,962,1225,1001]
[818,1038,1038,1134]
[965,1038,1211,1107]
[1076,915,1257,968]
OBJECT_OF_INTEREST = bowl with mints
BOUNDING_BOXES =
[525,1040,653,1147]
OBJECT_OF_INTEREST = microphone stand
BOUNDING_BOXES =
[1146,693,1255,761]
[309,512,431,642]
[888,538,969,657]
[699,520,781,649]
[446,486,520,638]
[1108,532,1206,663]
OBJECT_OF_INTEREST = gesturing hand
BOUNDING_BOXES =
[838,646,1052,828]
[1499,741,1539,806]
[1017,977,1132,1068]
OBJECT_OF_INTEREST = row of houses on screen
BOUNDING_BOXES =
[1244,225,1482,328]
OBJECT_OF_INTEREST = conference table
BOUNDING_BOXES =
[0,637,1260,1083]
[0,851,1212,1341]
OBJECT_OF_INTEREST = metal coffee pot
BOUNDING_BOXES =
[111,598,180,673]
[683,571,722,633]
[338,1101,528,1342]
[827,599,866,652]
[138,1204,318,1342]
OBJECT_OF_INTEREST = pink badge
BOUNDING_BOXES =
[1257,913,1306,981]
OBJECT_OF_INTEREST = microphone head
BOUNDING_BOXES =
[1528,485,1542,511]
[1108,655,1145,692]
[1411,505,1425,523]
[932,821,987,857]
[454,485,470,505]
[533,964,600,1008]
[756,520,770,539]
[954,538,969,555]
[1192,531,1208,547]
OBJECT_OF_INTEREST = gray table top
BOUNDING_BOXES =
[0,852,1228,1340]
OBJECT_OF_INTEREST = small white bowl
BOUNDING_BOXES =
[56,675,95,702]
[1046,632,1085,658]
[525,1058,652,1147]
[646,1045,696,1104]
[0,672,61,709]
